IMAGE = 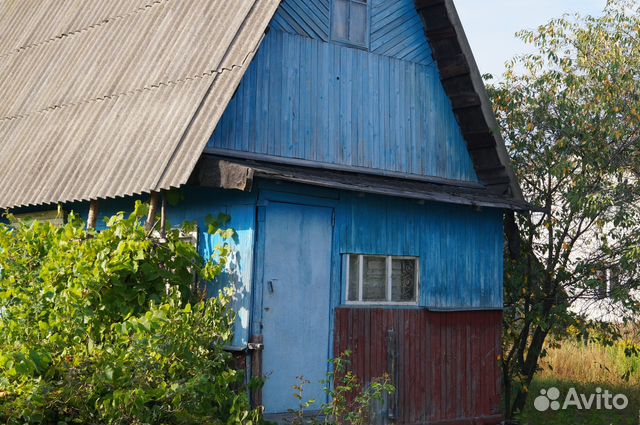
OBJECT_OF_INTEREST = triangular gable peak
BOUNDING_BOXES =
[0,0,523,210]
[270,0,433,65]
[208,0,523,201]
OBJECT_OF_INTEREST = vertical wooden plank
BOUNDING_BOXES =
[363,308,371,384]
[408,310,419,423]
[478,313,490,415]
[432,312,442,421]
[397,308,406,423]
[456,313,465,419]
[422,309,431,422]
[471,311,481,417]
[307,37,317,162]
[333,309,340,358]
[370,309,381,379]
[445,312,454,420]
[339,44,352,165]
[496,311,504,414]
[464,312,472,417]
[387,319,398,422]
[347,307,354,361]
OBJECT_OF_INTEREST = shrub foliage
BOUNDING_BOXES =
[0,203,258,424]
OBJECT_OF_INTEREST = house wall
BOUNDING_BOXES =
[252,182,504,421]
[337,192,504,309]
[10,182,505,420]
[67,188,259,350]
[208,0,478,183]
[334,308,503,425]
[18,181,503,343]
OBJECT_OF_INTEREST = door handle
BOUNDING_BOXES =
[267,279,276,294]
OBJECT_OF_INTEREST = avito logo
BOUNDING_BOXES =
[534,387,629,411]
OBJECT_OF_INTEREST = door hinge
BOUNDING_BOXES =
[332,210,336,227]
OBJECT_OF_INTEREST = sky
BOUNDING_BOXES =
[454,0,607,78]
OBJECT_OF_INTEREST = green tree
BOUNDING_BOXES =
[488,0,640,418]
[0,203,258,424]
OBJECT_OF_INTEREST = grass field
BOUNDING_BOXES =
[517,341,640,425]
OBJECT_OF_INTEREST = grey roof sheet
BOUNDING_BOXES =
[0,0,280,208]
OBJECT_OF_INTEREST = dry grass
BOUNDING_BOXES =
[537,340,640,386]
[519,340,640,424]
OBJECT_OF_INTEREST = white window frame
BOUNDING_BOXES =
[345,254,419,306]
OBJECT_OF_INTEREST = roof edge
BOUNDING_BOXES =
[193,154,534,211]
[416,0,525,202]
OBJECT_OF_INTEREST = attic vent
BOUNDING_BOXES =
[331,0,369,48]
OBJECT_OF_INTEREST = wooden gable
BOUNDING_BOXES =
[207,0,490,186]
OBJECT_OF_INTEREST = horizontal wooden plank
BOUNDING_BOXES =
[425,25,457,41]
[450,93,482,110]
[437,53,471,79]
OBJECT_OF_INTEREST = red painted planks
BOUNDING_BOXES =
[334,308,503,425]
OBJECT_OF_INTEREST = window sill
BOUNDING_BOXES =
[338,303,422,310]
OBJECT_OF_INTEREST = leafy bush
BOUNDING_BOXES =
[0,203,258,424]
[288,351,395,425]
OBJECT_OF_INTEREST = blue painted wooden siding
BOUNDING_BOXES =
[270,0,432,64]
[208,30,479,183]
[69,188,258,349]
[336,193,504,308]
[370,0,432,64]
[253,181,504,310]
[270,0,330,41]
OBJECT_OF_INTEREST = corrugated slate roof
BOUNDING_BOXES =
[0,0,280,208]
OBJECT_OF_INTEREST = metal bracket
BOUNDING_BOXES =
[248,342,264,351]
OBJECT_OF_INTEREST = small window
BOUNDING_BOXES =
[595,266,623,299]
[345,254,419,305]
[332,0,369,47]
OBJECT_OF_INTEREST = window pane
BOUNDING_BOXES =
[347,255,359,301]
[332,0,349,41]
[362,256,386,301]
[391,259,416,302]
[349,3,368,46]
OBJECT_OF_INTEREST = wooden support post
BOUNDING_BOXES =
[160,191,167,238]
[145,192,160,232]
[248,335,264,408]
[87,200,99,230]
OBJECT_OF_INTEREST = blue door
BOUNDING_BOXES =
[260,202,333,413]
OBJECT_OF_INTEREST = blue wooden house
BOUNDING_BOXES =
[0,0,528,423]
